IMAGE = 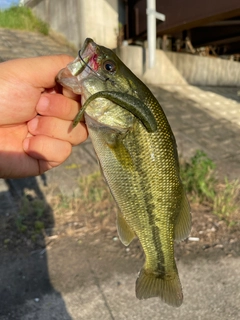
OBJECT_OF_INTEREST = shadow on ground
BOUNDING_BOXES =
[0,177,72,319]
[199,86,240,103]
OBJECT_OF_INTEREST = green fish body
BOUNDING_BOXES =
[57,38,191,307]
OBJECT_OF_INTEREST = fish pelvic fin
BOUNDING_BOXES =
[174,191,191,241]
[135,268,183,307]
[117,212,135,246]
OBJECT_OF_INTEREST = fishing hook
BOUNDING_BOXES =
[78,50,115,85]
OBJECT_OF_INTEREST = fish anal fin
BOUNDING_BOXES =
[135,268,183,307]
[117,212,135,246]
[174,192,191,241]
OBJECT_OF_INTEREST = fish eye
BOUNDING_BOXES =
[103,60,116,73]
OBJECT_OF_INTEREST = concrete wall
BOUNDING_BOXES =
[117,46,240,87]
[25,0,119,49]
[78,0,118,49]
[165,51,240,86]
[117,46,187,85]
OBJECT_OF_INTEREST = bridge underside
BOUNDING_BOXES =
[124,0,240,57]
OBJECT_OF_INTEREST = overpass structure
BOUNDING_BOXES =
[124,0,240,57]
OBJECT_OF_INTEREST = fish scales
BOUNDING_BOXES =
[56,38,191,307]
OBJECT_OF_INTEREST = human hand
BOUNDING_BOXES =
[0,55,88,179]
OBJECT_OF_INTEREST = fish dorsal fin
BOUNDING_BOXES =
[117,212,135,246]
[174,192,191,241]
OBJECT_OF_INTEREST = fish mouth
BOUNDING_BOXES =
[80,38,96,61]
[56,38,103,124]
[76,38,99,75]
[56,38,98,92]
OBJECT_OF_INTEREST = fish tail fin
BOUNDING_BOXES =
[135,268,183,307]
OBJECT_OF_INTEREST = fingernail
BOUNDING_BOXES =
[37,96,49,112]
[28,117,39,132]
[23,138,30,151]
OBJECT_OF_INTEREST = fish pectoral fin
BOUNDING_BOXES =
[135,268,183,307]
[174,192,191,241]
[116,212,135,246]
[109,140,134,171]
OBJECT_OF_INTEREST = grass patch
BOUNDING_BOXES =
[180,150,216,202]
[181,151,240,226]
[213,179,240,226]
[79,172,107,203]
[51,171,117,232]
[0,6,49,35]
[16,196,47,234]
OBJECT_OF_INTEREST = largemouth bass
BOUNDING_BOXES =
[57,38,191,307]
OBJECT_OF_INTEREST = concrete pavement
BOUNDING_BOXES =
[1,234,239,320]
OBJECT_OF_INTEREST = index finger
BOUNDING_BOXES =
[2,55,75,89]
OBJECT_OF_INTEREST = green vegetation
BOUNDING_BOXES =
[16,196,46,236]
[180,150,216,201]
[213,178,240,225]
[181,150,240,225]
[0,6,49,35]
